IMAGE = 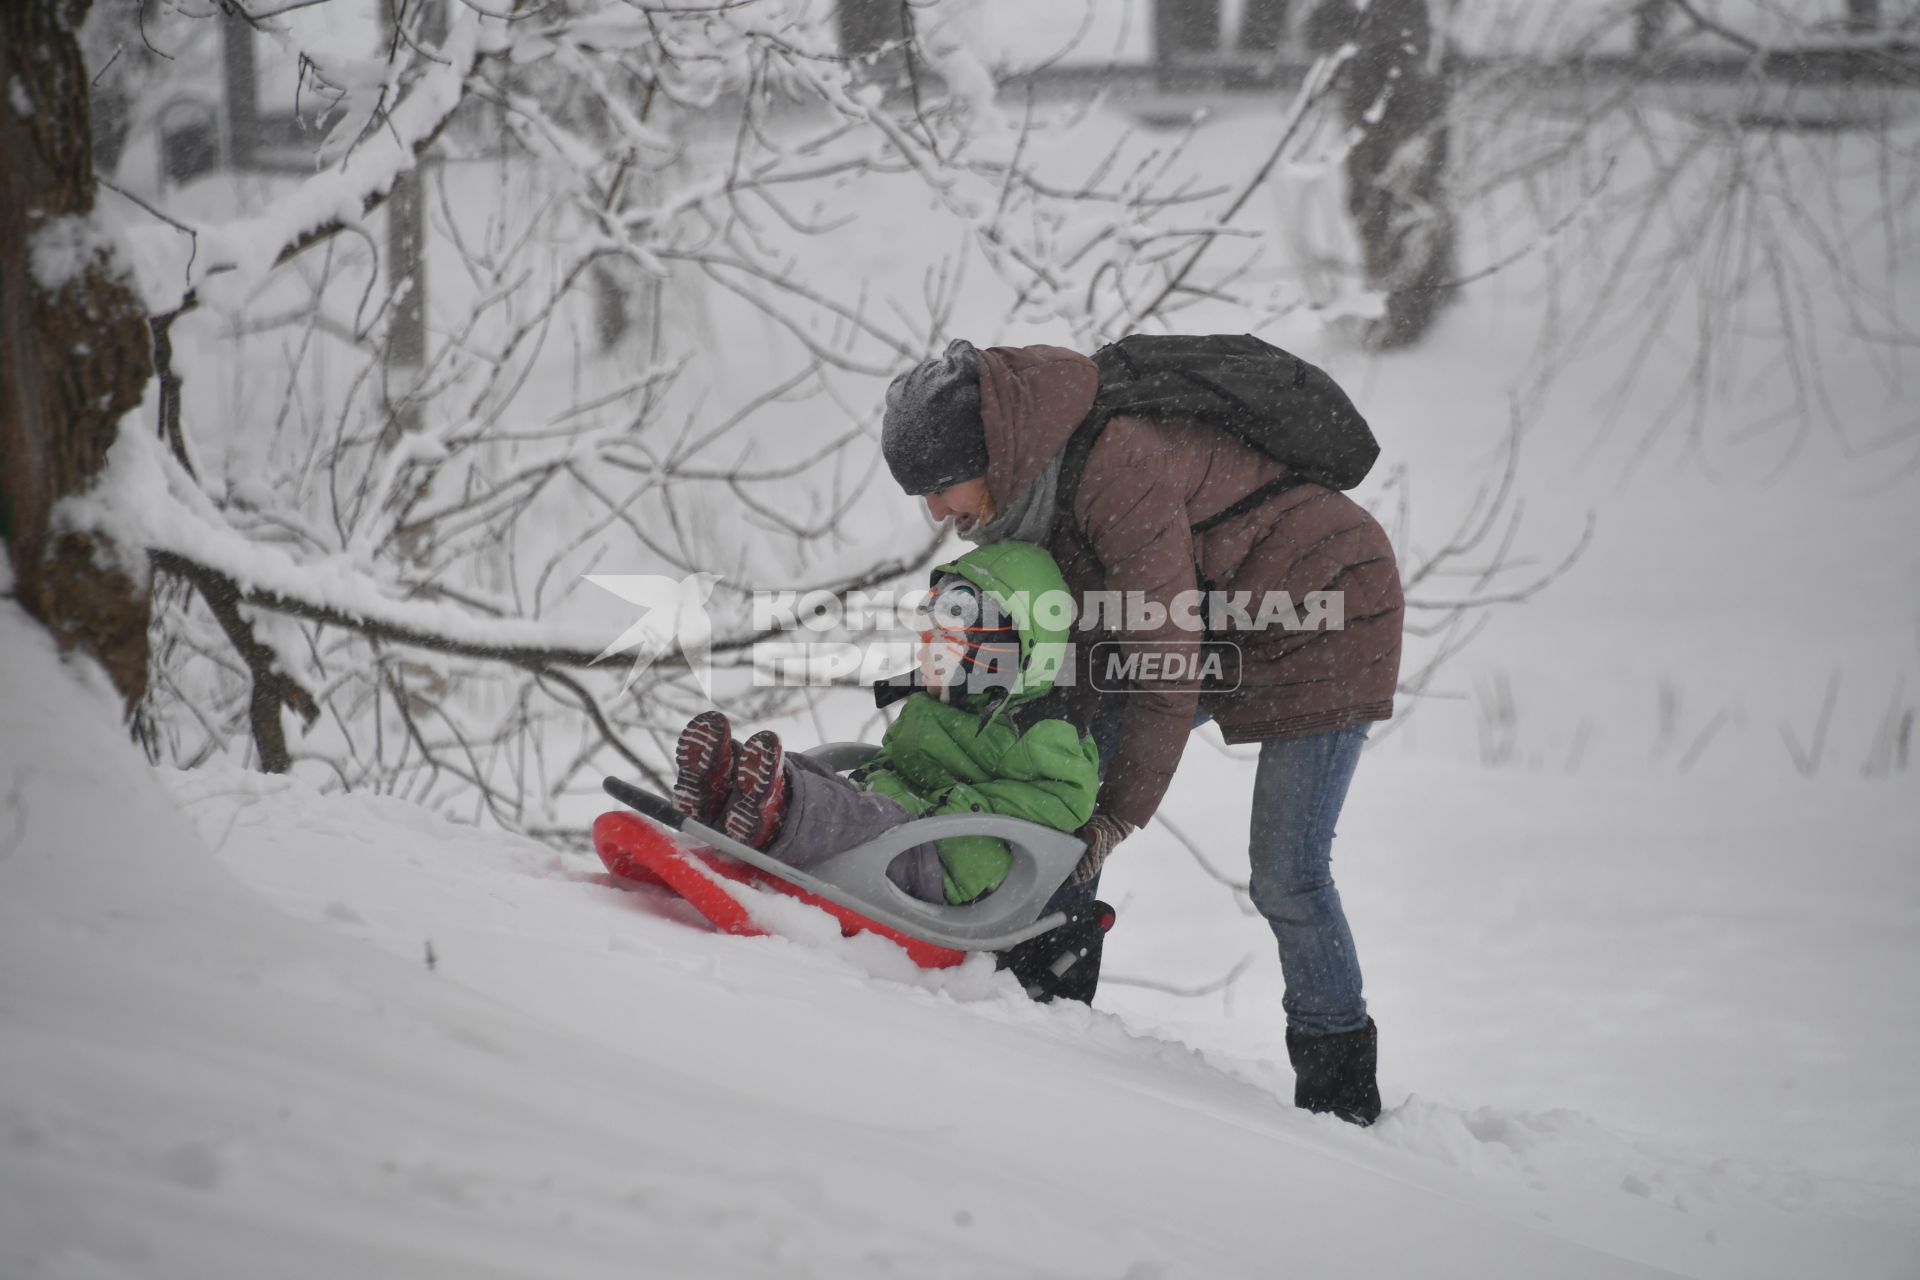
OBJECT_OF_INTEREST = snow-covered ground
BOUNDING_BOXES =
[11,14,1920,1274]
[3,601,1914,1280]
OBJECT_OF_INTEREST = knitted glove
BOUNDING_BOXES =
[1070,813,1136,887]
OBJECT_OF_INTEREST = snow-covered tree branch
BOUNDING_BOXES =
[57,0,1401,831]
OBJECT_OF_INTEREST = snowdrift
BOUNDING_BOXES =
[4,604,1914,1278]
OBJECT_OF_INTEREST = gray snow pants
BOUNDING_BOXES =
[764,752,946,904]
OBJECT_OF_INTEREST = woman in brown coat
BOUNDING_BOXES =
[883,339,1404,1125]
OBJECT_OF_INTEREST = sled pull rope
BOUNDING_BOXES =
[602,777,685,831]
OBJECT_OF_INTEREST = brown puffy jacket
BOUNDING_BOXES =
[977,343,1404,829]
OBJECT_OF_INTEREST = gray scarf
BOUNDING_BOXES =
[958,455,1062,547]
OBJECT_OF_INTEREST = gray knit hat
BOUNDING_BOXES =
[882,340,988,496]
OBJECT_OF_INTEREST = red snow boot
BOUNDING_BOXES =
[673,711,737,823]
[723,730,789,850]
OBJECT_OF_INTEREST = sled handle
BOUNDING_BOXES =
[598,774,1079,950]
[602,777,685,831]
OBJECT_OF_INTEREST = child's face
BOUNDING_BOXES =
[916,581,980,693]
[916,631,964,692]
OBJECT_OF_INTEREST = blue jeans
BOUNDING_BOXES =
[1247,722,1371,1037]
[1049,707,1372,1037]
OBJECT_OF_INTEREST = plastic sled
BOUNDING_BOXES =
[594,742,1114,996]
[592,809,969,968]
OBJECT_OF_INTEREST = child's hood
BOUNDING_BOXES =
[932,540,1073,708]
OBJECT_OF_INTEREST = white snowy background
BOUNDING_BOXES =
[4,1,1919,1276]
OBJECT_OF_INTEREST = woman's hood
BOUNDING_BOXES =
[977,344,1100,508]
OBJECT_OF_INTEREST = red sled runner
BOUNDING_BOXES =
[594,768,1116,1002]
[592,809,969,968]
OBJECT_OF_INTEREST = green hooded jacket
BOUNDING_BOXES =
[856,540,1100,904]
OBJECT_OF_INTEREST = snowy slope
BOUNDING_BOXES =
[19,20,1920,1272]
[3,604,1914,1279]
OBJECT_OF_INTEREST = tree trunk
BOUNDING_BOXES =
[1238,0,1291,54]
[1308,0,1457,349]
[1633,0,1673,54]
[1155,0,1223,63]
[221,6,258,169]
[382,164,427,444]
[837,0,906,63]
[1,0,155,711]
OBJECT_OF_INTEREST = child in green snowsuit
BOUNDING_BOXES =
[669,541,1099,904]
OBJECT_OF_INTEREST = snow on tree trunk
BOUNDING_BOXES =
[1308,0,1457,350]
[0,0,154,711]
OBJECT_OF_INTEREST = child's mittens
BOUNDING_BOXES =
[1069,813,1136,886]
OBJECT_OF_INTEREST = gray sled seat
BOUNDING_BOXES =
[603,742,1086,951]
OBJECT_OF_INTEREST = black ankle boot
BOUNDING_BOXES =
[1285,1018,1381,1126]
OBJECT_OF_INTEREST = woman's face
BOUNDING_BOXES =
[923,476,993,533]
